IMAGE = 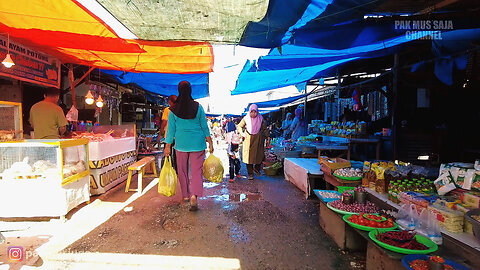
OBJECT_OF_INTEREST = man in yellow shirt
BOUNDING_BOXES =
[159,95,177,171]
[29,87,68,139]
[159,95,177,141]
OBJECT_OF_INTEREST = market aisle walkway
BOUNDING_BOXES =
[1,139,361,269]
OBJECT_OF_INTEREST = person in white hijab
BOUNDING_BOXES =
[237,104,270,180]
[281,112,293,138]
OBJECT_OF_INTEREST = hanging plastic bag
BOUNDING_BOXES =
[158,156,177,197]
[66,105,78,122]
[203,154,224,183]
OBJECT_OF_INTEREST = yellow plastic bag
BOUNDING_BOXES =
[158,156,177,197]
[203,154,224,183]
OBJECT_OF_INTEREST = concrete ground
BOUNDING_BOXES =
[0,141,365,270]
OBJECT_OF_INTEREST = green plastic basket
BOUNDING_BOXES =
[326,201,377,215]
[337,186,355,194]
[333,172,362,181]
[343,214,398,232]
[368,230,438,255]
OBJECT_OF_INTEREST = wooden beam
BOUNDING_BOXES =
[73,66,95,88]
[416,0,461,15]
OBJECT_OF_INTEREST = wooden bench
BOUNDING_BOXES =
[125,156,158,193]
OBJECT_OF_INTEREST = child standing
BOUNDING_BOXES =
[228,132,242,182]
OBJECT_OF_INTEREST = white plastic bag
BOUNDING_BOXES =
[66,105,78,122]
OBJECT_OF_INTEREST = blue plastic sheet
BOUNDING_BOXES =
[101,70,209,99]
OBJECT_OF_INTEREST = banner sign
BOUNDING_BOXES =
[87,137,137,195]
[0,36,61,88]
[89,149,137,195]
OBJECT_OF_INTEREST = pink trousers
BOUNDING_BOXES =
[175,150,205,198]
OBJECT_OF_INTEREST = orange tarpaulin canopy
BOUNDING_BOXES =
[0,0,213,73]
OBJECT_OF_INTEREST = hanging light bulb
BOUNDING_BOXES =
[96,95,104,108]
[2,53,15,68]
[2,33,15,68]
[85,90,94,105]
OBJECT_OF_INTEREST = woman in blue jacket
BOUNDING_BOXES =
[164,81,214,211]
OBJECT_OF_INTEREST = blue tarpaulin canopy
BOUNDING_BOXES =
[233,24,480,95]
[101,70,209,99]
[239,0,381,48]
[246,94,308,110]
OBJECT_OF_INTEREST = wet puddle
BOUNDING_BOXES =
[229,193,261,202]
[205,193,262,203]
[203,182,221,189]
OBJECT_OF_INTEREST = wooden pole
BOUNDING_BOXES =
[336,69,341,121]
[304,87,308,134]
[392,54,399,160]
[68,64,75,107]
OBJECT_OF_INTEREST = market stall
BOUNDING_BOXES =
[0,139,90,218]
[0,101,23,141]
[312,158,480,269]
[70,124,137,195]
[283,158,323,199]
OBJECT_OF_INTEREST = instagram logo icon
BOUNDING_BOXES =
[7,246,24,262]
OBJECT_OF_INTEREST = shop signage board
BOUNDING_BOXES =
[87,137,137,195]
[0,36,61,88]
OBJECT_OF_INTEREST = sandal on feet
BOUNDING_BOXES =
[189,195,198,211]
[183,197,190,202]
[248,175,254,180]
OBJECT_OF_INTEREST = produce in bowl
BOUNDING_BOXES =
[329,200,379,214]
[377,231,428,250]
[345,213,396,230]
[334,167,362,178]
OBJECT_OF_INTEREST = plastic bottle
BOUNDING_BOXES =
[407,203,418,230]
[427,211,443,245]
[388,181,395,201]
[414,183,422,193]
[393,183,400,203]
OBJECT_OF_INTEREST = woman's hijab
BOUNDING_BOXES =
[294,108,302,117]
[244,104,263,135]
[170,81,199,119]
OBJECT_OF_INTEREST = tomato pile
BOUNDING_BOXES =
[347,214,395,229]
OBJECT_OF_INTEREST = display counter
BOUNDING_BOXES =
[366,187,480,267]
[284,158,323,199]
[0,139,90,218]
[315,190,476,269]
[88,137,136,195]
[71,124,137,195]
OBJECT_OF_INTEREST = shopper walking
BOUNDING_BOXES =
[164,81,214,211]
[225,116,237,144]
[227,131,242,182]
[237,104,270,180]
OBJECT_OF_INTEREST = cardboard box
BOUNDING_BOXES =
[318,157,351,175]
